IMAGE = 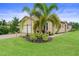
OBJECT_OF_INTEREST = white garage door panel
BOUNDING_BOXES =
[22,25,31,33]
[28,26,31,33]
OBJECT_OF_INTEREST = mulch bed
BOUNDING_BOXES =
[24,36,53,43]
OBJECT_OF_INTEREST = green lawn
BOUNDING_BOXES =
[0,31,79,56]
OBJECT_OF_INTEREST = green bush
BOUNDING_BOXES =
[0,26,9,35]
[30,34,37,41]
[29,33,48,41]
[42,34,48,41]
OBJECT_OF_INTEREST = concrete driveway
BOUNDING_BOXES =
[0,33,23,39]
[0,33,63,39]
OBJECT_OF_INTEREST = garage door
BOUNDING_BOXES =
[22,25,32,34]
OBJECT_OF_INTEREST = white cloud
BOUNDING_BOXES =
[0,11,29,21]
[0,8,79,23]
[56,8,79,23]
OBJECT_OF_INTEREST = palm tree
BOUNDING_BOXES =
[21,3,61,34]
[33,3,61,34]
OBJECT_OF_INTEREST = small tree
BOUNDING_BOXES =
[10,17,19,33]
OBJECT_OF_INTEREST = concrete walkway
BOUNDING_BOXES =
[0,33,63,39]
[49,34,63,38]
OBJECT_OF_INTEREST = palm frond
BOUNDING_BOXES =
[48,3,58,14]
[33,16,46,33]
[34,4,44,12]
[32,9,42,18]
[23,6,30,13]
[34,3,47,15]
[42,3,48,16]
[48,14,61,33]
[33,20,39,32]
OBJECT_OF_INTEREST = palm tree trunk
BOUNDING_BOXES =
[26,24,28,36]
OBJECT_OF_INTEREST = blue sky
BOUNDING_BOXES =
[0,3,79,22]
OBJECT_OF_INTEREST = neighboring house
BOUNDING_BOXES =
[19,16,72,34]
[58,21,72,33]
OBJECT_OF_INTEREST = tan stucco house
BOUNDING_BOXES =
[19,16,72,34]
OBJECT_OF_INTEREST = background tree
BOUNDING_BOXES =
[2,19,7,26]
[0,21,2,25]
[0,19,9,35]
[71,22,79,31]
[10,17,19,33]
[0,26,9,35]
[0,19,7,26]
